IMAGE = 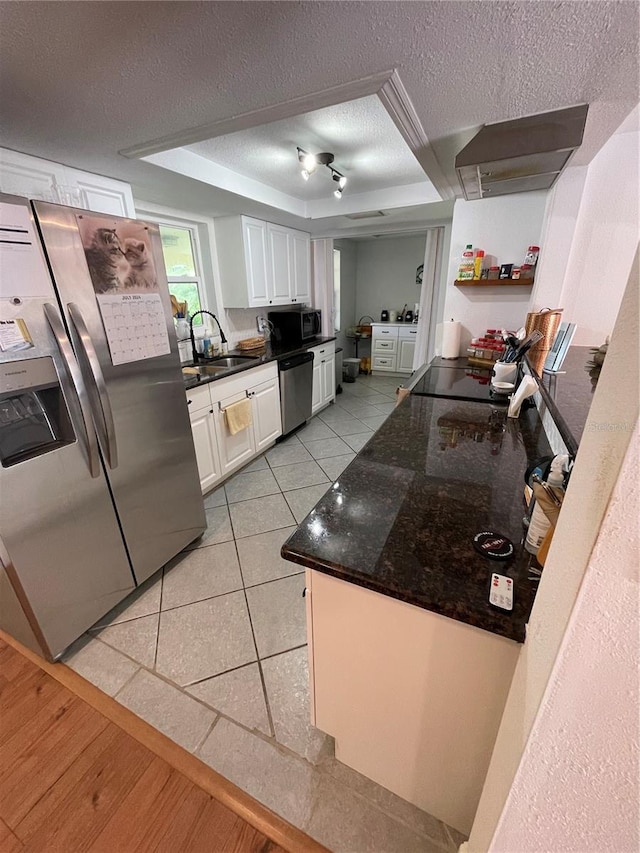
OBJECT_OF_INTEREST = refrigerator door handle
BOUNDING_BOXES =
[67,303,118,470]
[43,303,101,479]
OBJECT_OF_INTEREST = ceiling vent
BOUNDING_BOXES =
[455,105,588,200]
[344,210,386,220]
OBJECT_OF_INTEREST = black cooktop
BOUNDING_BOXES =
[411,364,510,404]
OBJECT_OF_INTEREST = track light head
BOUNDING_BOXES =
[331,171,347,189]
[297,147,347,197]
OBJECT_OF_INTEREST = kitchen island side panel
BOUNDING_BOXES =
[310,570,519,836]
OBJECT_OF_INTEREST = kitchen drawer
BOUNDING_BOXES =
[373,338,397,354]
[373,355,397,372]
[186,383,211,413]
[398,326,419,339]
[373,326,399,338]
[308,341,335,359]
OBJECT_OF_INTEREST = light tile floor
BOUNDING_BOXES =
[63,374,466,853]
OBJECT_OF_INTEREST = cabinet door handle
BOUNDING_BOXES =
[187,399,192,405]
[209,408,213,414]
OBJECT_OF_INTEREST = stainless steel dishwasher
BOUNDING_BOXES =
[278,351,314,436]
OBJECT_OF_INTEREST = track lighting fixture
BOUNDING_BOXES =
[297,147,347,198]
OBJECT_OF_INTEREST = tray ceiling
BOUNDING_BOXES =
[185,96,428,200]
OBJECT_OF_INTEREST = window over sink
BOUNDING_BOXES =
[158,223,204,327]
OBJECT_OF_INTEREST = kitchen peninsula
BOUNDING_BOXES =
[282,390,552,834]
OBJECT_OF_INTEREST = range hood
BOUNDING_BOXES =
[455,105,588,200]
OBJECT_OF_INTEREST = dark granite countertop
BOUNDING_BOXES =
[282,395,551,643]
[526,346,598,454]
[183,336,336,390]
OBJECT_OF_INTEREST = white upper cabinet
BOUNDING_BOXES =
[0,148,136,217]
[291,230,311,303]
[243,218,270,305]
[216,215,311,309]
[267,223,293,305]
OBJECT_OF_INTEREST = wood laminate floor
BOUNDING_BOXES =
[0,635,326,853]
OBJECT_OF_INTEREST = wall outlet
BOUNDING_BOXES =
[256,315,268,333]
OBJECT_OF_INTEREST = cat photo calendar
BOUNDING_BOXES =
[76,214,170,366]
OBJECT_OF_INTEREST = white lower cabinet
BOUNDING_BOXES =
[398,338,416,373]
[251,376,282,450]
[306,570,520,835]
[186,363,282,494]
[371,324,418,375]
[215,390,256,476]
[188,406,222,493]
[321,353,336,406]
[311,359,322,413]
[309,342,336,414]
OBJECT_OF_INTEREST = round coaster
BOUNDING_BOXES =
[473,531,514,560]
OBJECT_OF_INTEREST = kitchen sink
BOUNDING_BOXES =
[182,355,260,382]
[205,356,259,368]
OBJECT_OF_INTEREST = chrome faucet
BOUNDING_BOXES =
[189,310,228,363]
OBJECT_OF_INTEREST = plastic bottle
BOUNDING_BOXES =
[524,454,568,554]
[473,250,485,280]
[458,245,475,280]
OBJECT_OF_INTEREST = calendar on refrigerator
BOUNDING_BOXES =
[76,212,171,366]
[96,293,170,366]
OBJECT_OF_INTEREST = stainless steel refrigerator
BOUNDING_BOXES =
[0,194,205,660]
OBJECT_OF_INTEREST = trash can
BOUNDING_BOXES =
[343,358,361,383]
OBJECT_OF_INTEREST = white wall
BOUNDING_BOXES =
[354,234,426,322]
[491,431,639,852]
[441,192,548,352]
[334,238,357,353]
[531,112,639,346]
[469,251,639,852]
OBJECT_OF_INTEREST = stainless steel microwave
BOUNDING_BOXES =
[268,309,321,345]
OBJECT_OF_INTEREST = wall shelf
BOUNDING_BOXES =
[454,279,534,287]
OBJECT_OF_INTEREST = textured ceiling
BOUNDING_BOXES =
[0,1,638,232]
[186,96,428,199]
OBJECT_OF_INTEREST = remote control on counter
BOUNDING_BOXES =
[489,573,514,611]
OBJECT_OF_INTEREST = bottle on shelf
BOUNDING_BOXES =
[473,249,485,280]
[523,245,540,267]
[458,244,475,280]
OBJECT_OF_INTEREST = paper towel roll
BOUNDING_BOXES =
[442,321,461,359]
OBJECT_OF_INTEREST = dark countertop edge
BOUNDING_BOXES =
[282,542,525,644]
[525,356,579,457]
[183,337,337,390]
